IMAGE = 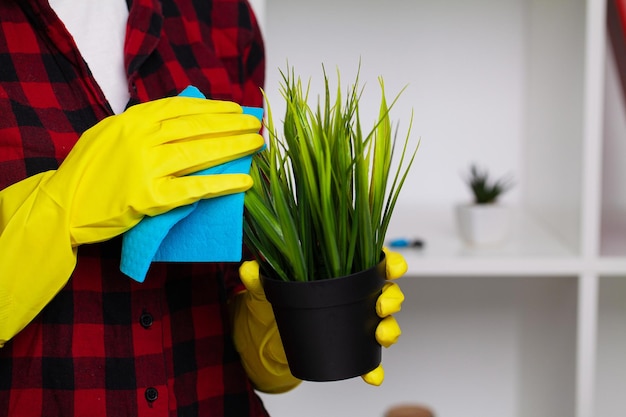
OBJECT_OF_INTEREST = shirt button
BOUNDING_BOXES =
[145,387,158,402]
[140,312,153,329]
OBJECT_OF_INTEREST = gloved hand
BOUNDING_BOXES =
[231,248,406,391]
[44,96,264,245]
[361,247,406,386]
[0,96,264,347]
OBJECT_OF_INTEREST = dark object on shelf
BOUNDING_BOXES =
[388,238,425,249]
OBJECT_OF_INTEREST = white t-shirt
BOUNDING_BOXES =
[49,0,130,114]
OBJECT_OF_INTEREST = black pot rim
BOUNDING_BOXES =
[261,254,386,309]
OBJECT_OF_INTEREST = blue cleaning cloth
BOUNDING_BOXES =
[120,86,263,282]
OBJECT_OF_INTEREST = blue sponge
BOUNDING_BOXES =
[120,86,263,282]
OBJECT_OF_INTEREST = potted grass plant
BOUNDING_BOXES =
[243,66,418,382]
[456,163,515,245]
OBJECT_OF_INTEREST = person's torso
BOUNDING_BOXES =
[0,0,267,416]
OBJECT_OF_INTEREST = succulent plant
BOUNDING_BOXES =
[465,164,514,204]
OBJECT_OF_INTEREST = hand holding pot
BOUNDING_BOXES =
[233,249,406,388]
[47,96,264,246]
[361,248,406,386]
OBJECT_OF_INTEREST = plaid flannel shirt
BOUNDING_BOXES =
[0,0,268,416]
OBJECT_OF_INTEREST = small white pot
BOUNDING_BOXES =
[455,203,512,246]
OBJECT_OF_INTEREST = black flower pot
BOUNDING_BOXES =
[261,257,386,382]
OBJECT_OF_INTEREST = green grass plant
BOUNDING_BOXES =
[244,66,418,282]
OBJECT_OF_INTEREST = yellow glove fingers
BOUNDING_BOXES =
[361,364,385,386]
[383,247,408,280]
[154,133,264,177]
[239,260,264,297]
[376,281,404,317]
[148,173,253,214]
[238,261,275,322]
[70,176,255,244]
[363,251,406,386]
[125,96,244,121]
[375,315,401,348]
[157,113,263,144]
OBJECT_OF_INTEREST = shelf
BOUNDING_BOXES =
[596,257,626,276]
[387,206,580,276]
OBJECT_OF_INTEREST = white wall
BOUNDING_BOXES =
[262,0,527,214]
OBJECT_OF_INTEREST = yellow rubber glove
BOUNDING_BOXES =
[0,97,264,347]
[232,248,406,392]
[361,247,406,386]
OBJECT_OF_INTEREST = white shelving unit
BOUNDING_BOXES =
[250,0,626,416]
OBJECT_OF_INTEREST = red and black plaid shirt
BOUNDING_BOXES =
[0,0,269,416]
